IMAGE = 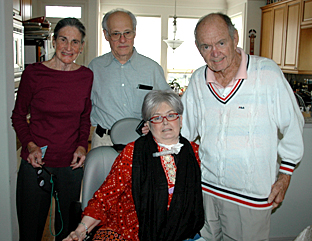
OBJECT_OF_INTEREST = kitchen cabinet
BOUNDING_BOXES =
[260,0,301,72]
[13,0,32,21]
[301,0,312,26]
[297,27,312,73]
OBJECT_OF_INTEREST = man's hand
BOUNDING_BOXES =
[141,122,150,135]
[268,173,291,210]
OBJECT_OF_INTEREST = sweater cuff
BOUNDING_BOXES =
[77,140,88,152]
[279,160,296,175]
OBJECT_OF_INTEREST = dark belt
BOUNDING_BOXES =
[96,124,111,137]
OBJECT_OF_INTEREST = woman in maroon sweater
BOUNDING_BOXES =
[11,18,93,241]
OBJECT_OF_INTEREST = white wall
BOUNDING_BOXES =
[0,0,19,239]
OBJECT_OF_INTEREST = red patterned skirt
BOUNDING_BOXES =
[92,229,126,241]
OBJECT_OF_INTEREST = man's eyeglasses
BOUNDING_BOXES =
[108,30,135,41]
[149,113,180,124]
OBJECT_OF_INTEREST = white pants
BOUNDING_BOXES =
[200,193,271,241]
[91,128,113,149]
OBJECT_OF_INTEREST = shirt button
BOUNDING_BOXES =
[122,84,125,87]
[121,65,124,69]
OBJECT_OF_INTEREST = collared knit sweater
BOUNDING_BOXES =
[181,54,304,209]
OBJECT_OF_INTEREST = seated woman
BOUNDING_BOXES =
[64,90,204,241]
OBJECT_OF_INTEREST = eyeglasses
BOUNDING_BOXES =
[149,113,179,124]
[108,30,135,41]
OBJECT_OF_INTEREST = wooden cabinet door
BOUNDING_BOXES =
[302,0,312,26]
[260,9,273,59]
[298,28,312,72]
[272,5,285,67]
[283,0,301,70]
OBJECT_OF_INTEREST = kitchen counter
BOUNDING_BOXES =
[304,117,312,127]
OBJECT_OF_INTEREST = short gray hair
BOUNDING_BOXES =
[142,90,183,121]
[194,12,236,47]
[102,8,137,34]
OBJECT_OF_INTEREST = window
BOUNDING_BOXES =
[100,16,161,64]
[166,17,205,88]
[231,14,243,48]
[45,6,82,18]
[135,17,161,64]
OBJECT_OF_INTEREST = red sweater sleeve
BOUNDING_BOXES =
[76,80,93,150]
[83,143,135,224]
[190,142,201,166]
[11,65,36,148]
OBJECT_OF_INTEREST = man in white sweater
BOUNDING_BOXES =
[181,13,304,240]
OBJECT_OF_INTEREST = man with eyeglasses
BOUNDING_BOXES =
[181,13,304,240]
[89,8,171,149]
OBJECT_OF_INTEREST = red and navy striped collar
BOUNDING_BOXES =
[205,54,250,104]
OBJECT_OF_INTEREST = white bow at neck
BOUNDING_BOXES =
[153,142,184,157]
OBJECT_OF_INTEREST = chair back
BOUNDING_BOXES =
[81,118,141,209]
[81,146,118,209]
[110,118,141,145]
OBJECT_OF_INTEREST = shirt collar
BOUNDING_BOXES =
[206,47,248,87]
[104,47,138,70]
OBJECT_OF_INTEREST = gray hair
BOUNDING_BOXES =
[194,12,236,47]
[142,90,183,121]
[54,18,86,43]
[102,8,137,35]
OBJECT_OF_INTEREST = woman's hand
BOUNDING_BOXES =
[27,141,44,168]
[71,146,87,169]
[63,229,86,241]
[63,216,101,241]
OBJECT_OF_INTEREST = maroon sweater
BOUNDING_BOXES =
[12,63,93,167]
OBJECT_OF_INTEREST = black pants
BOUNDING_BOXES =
[16,159,83,241]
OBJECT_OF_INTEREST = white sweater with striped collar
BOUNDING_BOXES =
[181,53,304,210]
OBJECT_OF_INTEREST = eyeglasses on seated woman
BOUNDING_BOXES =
[64,90,205,241]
